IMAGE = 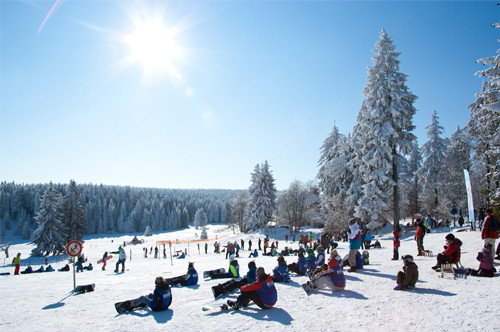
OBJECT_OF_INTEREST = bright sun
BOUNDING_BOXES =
[126,18,181,74]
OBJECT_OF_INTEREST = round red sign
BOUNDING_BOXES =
[66,240,83,257]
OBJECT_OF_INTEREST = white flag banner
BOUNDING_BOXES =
[463,169,475,223]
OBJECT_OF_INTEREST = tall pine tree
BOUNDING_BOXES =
[244,161,277,231]
[352,29,417,229]
[468,22,500,211]
[418,110,447,217]
[32,183,67,256]
[61,180,85,242]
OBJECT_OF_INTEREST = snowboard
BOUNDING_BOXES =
[97,255,113,264]
[0,272,11,276]
[115,299,146,313]
[202,303,232,313]
[203,268,226,279]
[301,281,316,295]
[74,283,95,294]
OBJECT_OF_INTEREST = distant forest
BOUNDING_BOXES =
[0,181,246,241]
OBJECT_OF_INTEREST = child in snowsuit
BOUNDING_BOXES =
[227,267,277,310]
[394,255,418,290]
[467,242,496,277]
[116,276,172,313]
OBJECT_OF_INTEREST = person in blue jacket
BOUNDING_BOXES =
[246,260,257,283]
[306,248,317,276]
[288,251,307,275]
[315,246,326,267]
[119,276,172,313]
[272,255,290,282]
[248,249,258,258]
[347,218,362,272]
[167,262,198,286]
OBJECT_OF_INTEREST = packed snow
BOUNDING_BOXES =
[1,223,498,331]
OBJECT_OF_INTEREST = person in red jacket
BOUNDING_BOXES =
[481,209,498,259]
[431,233,462,271]
[415,220,426,256]
[227,267,277,310]
[392,226,400,261]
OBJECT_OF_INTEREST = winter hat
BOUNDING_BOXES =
[317,245,324,252]
[277,255,285,264]
[445,233,455,241]
[248,261,256,269]
[484,242,493,250]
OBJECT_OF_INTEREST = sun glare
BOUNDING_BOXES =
[126,18,181,74]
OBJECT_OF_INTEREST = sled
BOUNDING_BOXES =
[97,255,113,264]
[423,250,433,257]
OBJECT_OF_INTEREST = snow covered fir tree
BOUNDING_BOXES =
[31,183,67,256]
[244,161,277,232]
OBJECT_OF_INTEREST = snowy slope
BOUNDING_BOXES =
[0,224,498,332]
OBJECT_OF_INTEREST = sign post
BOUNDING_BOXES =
[66,240,83,291]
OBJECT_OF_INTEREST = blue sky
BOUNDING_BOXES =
[1,0,498,190]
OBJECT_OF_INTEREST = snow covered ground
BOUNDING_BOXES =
[1,223,499,332]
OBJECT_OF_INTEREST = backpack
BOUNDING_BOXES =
[489,216,499,232]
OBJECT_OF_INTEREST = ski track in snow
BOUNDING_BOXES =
[1,224,499,331]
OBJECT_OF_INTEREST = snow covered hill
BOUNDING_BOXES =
[0,224,498,331]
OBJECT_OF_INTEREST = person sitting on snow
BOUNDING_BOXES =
[226,267,277,311]
[304,249,346,292]
[272,255,290,282]
[212,261,257,299]
[211,257,240,279]
[315,246,326,267]
[432,233,462,271]
[288,251,307,276]
[167,262,199,286]
[394,255,419,290]
[115,276,172,313]
[248,249,258,258]
[467,242,496,278]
